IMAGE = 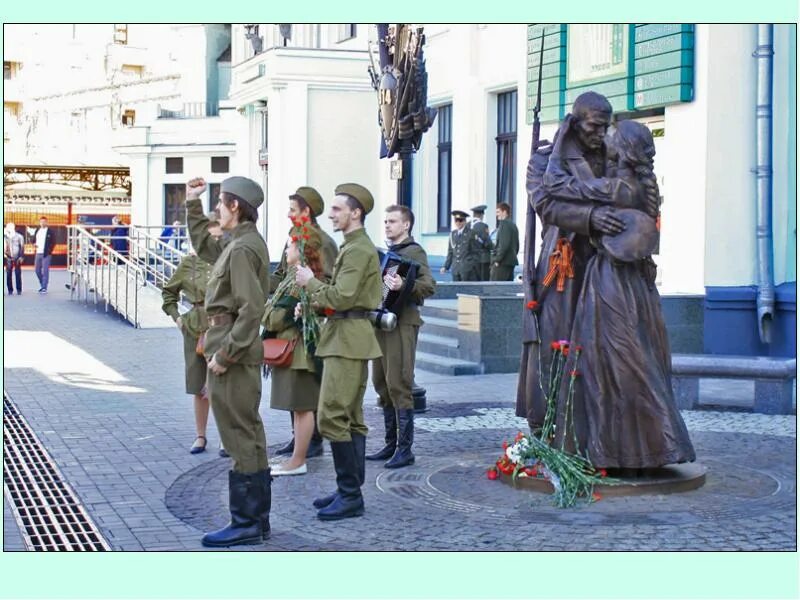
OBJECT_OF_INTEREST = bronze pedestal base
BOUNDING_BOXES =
[500,463,707,497]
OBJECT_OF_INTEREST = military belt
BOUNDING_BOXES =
[208,313,234,327]
[327,310,371,320]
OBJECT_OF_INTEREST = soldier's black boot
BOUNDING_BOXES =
[313,435,363,509]
[351,432,366,485]
[276,413,295,456]
[366,409,397,461]
[317,441,364,521]
[306,416,324,458]
[202,469,270,547]
[385,409,415,469]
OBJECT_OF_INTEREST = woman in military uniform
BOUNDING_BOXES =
[262,228,325,476]
[161,213,221,454]
[185,176,272,548]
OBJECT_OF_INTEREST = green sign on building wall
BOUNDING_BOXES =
[527,23,695,124]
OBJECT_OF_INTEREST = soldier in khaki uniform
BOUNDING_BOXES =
[470,204,493,281]
[296,183,382,521]
[185,176,272,548]
[161,213,221,454]
[441,210,480,281]
[367,205,435,468]
[270,186,338,460]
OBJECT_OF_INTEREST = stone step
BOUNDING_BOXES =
[420,300,458,320]
[414,351,482,376]
[420,315,460,340]
[417,332,461,359]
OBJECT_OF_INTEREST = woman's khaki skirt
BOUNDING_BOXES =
[182,330,208,395]
[270,366,320,412]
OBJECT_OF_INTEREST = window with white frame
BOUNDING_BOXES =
[495,89,517,214]
[436,103,453,233]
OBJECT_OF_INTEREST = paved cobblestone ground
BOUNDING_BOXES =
[3,270,797,551]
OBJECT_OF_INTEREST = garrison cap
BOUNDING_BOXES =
[335,183,374,215]
[290,186,324,217]
[220,176,264,209]
[471,204,487,214]
[451,210,469,219]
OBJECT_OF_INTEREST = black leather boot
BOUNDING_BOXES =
[306,416,324,458]
[276,413,295,455]
[366,409,397,461]
[351,432,366,486]
[317,441,364,521]
[202,469,271,547]
[385,409,415,469]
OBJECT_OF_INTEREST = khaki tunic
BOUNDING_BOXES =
[305,227,382,440]
[162,254,213,394]
[262,291,320,412]
[186,197,271,474]
[373,237,435,410]
[269,224,338,293]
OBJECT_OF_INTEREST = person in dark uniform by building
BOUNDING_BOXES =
[440,210,480,281]
[296,183,382,521]
[470,204,492,281]
[490,202,520,281]
[161,213,223,454]
[270,186,338,461]
[185,175,272,548]
[367,205,435,469]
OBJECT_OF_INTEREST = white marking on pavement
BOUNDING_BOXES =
[416,407,796,438]
[4,331,146,394]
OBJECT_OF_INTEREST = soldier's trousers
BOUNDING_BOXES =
[372,324,419,410]
[207,363,268,474]
[490,265,515,281]
[317,357,369,442]
[479,262,490,281]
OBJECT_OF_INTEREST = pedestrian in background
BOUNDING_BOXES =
[28,216,55,294]
[5,223,25,295]
[470,204,493,281]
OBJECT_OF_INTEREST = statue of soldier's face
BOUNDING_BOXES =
[574,109,611,151]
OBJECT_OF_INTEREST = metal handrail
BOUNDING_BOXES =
[66,225,145,327]
[128,225,188,289]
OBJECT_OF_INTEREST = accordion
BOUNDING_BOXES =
[377,249,418,315]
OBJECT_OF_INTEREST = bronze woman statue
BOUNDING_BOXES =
[553,120,695,470]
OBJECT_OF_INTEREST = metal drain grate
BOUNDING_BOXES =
[3,392,110,551]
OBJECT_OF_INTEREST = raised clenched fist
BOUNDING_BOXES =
[186,177,207,199]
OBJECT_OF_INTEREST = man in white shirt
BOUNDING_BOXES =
[28,216,55,293]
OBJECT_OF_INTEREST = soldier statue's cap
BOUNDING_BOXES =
[290,186,325,217]
[471,204,487,214]
[451,210,469,219]
[220,176,264,209]
[335,183,374,215]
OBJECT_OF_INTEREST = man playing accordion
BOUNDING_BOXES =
[367,205,436,469]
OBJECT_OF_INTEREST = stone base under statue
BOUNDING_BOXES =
[500,463,707,497]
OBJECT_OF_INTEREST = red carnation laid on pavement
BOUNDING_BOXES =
[487,468,498,480]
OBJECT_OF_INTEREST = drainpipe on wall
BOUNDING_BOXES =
[754,24,775,344]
